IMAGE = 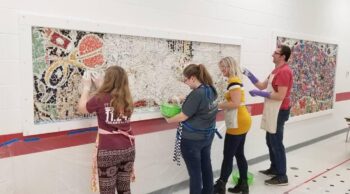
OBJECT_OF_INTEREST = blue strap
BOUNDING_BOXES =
[198,84,210,99]
[181,84,222,138]
[215,130,223,139]
[202,84,214,100]
[182,121,222,139]
[182,121,215,131]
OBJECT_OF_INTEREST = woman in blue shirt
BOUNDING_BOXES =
[166,64,218,194]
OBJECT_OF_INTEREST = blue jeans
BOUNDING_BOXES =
[219,133,248,182]
[266,109,290,178]
[181,134,214,194]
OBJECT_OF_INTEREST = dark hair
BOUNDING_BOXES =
[279,45,291,62]
[183,64,214,86]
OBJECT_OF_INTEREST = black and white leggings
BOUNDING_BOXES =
[97,147,135,194]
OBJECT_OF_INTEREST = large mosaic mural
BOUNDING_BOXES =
[277,36,337,117]
[32,26,240,124]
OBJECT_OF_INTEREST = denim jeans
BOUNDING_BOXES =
[266,109,290,178]
[219,133,248,182]
[181,134,214,194]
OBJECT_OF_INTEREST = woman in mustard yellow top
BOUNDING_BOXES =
[214,57,252,194]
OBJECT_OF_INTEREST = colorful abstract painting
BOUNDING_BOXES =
[32,26,240,124]
[277,37,337,117]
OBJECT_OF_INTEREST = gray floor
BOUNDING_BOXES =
[155,129,350,194]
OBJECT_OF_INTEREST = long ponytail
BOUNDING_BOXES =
[183,64,214,86]
[183,64,217,100]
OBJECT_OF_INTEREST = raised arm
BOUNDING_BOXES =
[243,68,268,90]
[77,73,93,114]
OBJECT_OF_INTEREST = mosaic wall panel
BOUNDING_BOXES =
[32,27,240,124]
[277,37,337,117]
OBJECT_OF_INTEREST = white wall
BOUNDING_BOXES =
[1,0,350,193]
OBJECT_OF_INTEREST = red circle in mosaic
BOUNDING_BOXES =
[78,34,104,68]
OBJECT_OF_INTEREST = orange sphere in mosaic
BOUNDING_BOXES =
[78,34,105,68]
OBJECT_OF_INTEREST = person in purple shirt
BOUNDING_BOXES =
[78,65,135,194]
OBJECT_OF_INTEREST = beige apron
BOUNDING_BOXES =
[224,103,245,129]
[260,74,282,134]
[225,108,238,129]
[91,135,99,192]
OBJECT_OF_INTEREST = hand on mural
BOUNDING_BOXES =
[82,71,92,92]
[249,89,271,98]
[242,67,259,84]
[91,71,104,89]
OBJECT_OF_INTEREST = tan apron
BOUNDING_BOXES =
[224,102,245,129]
[91,135,99,192]
[225,108,238,129]
[260,74,282,134]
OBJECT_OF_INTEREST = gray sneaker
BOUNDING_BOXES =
[264,176,288,186]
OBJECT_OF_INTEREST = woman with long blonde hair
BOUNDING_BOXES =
[78,65,135,194]
[214,57,251,194]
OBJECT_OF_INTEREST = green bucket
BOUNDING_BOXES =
[160,103,181,118]
[231,170,254,186]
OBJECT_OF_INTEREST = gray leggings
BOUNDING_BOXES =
[97,147,135,194]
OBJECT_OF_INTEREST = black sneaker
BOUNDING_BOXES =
[213,179,226,194]
[227,178,249,194]
[259,168,277,177]
[264,176,288,186]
